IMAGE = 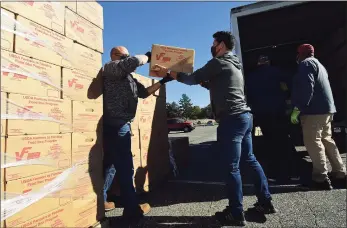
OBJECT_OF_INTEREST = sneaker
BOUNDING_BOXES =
[253,201,277,214]
[215,207,246,226]
[311,179,333,191]
[104,201,115,211]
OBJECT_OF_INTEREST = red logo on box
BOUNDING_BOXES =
[15,147,41,161]
[68,78,84,89]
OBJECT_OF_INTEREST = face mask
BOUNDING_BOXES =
[211,43,220,58]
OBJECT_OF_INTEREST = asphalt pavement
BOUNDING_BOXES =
[101,126,346,228]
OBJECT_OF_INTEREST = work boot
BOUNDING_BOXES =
[253,201,277,214]
[328,173,346,189]
[311,178,333,191]
[214,206,247,226]
[104,201,116,211]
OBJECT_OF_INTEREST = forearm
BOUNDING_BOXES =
[134,55,149,66]
[145,82,162,97]
[176,72,198,85]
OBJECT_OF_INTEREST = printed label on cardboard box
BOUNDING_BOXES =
[1,1,66,34]
[1,8,15,51]
[138,111,154,130]
[5,133,71,181]
[1,50,61,98]
[139,96,157,112]
[7,94,72,135]
[62,68,102,102]
[150,44,195,77]
[76,1,104,29]
[15,203,72,228]
[72,132,98,165]
[1,92,7,137]
[15,16,73,67]
[72,101,102,132]
[5,170,71,227]
[70,42,102,78]
[65,8,103,53]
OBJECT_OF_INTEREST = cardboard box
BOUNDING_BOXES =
[65,1,77,12]
[1,50,61,98]
[149,44,195,77]
[5,170,72,227]
[153,79,166,97]
[1,92,7,137]
[132,73,152,88]
[5,133,71,181]
[65,8,103,53]
[1,1,66,35]
[15,203,72,228]
[76,1,104,29]
[0,8,15,51]
[1,137,5,182]
[70,196,97,228]
[72,132,97,165]
[15,16,73,67]
[62,68,102,102]
[7,94,72,135]
[72,101,102,132]
[70,42,102,78]
[139,96,157,112]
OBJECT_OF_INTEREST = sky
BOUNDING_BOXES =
[99,1,253,107]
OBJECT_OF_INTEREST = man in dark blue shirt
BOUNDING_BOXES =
[246,55,295,183]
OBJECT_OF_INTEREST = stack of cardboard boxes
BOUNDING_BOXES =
[1,1,103,227]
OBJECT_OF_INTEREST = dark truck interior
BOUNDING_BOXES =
[237,1,346,150]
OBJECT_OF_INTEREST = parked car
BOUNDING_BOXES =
[167,118,195,133]
[206,120,214,126]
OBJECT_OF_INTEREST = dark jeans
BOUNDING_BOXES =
[254,113,296,179]
[218,112,272,217]
[103,123,138,212]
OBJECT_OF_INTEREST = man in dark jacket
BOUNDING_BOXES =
[99,46,173,223]
[246,55,295,183]
[153,31,276,226]
[291,44,346,190]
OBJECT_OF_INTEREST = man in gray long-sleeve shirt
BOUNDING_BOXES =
[154,31,276,226]
[291,44,346,190]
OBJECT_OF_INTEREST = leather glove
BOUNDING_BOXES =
[145,51,151,63]
[290,107,300,124]
[159,73,174,85]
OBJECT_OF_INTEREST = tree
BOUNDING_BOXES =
[166,102,180,118]
[178,94,193,119]
[190,106,201,120]
[199,104,213,119]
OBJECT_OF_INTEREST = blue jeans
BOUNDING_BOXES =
[103,123,138,211]
[217,112,272,217]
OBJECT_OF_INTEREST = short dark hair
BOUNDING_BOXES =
[213,31,235,50]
